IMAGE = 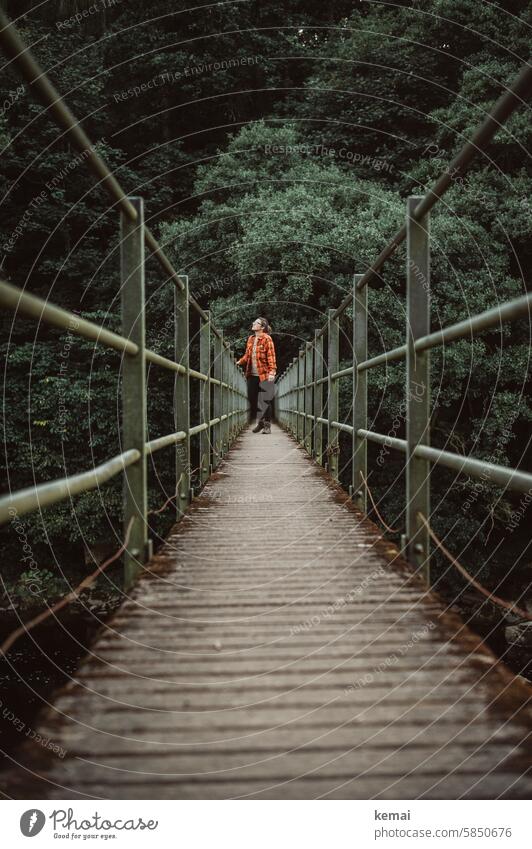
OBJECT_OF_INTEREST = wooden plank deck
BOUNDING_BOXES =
[3,424,532,799]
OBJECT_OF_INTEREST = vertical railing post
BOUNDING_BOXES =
[121,196,148,589]
[406,195,431,583]
[313,329,323,464]
[230,358,236,442]
[290,358,297,436]
[221,339,228,455]
[240,368,246,431]
[327,308,339,480]
[352,273,367,510]
[296,350,303,445]
[226,348,232,447]
[304,342,312,454]
[213,332,223,468]
[286,364,290,432]
[234,359,239,438]
[294,357,298,438]
[174,275,190,518]
[199,310,211,485]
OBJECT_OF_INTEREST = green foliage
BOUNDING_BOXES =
[5,567,68,611]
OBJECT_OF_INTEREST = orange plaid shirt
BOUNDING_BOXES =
[237,333,277,383]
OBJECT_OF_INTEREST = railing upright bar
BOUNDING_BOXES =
[327,309,340,481]
[283,364,289,431]
[301,348,306,445]
[174,275,191,518]
[304,343,312,454]
[313,330,323,464]
[352,273,368,510]
[232,358,236,439]
[406,196,431,583]
[228,355,233,442]
[239,365,245,430]
[231,355,237,441]
[120,197,148,589]
[213,334,223,466]
[295,351,303,445]
[199,311,212,484]
[221,340,228,456]
[290,358,297,436]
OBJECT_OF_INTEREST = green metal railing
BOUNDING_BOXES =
[0,11,247,588]
[278,61,532,585]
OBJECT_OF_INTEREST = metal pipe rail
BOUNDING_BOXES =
[0,9,226,340]
[0,450,140,526]
[0,11,249,587]
[0,279,248,390]
[279,219,531,584]
[278,59,532,582]
[1,259,247,592]
[281,418,532,498]
[277,55,532,584]
[311,61,532,334]
[0,279,138,356]
[0,402,247,525]
[334,292,532,375]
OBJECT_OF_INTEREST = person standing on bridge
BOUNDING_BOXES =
[237,317,277,434]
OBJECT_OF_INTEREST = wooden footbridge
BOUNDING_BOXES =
[1,11,532,800]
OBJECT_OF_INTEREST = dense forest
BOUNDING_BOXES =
[0,1,531,669]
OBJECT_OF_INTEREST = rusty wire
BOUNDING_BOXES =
[418,512,532,623]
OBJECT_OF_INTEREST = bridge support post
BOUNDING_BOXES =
[240,366,246,432]
[406,196,431,584]
[120,196,148,589]
[231,358,236,442]
[220,337,228,456]
[227,356,233,445]
[290,357,297,436]
[230,352,235,441]
[304,342,313,454]
[174,275,191,519]
[352,274,367,510]
[213,333,223,467]
[200,310,211,484]
[327,308,339,481]
[313,329,323,464]
[296,350,304,445]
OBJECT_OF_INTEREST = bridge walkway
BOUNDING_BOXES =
[4,425,532,799]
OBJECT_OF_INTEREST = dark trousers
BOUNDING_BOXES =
[247,376,272,422]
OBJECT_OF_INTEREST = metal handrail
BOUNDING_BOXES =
[415,292,532,353]
[337,292,532,373]
[0,279,138,356]
[0,449,140,525]
[315,62,532,334]
[358,345,407,372]
[0,398,248,521]
[0,8,227,339]
[277,59,532,584]
[0,279,247,395]
[0,10,249,586]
